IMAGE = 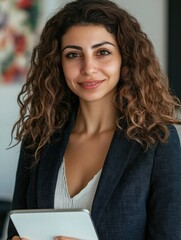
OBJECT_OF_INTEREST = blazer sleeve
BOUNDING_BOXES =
[147,125,181,240]
[7,139,32,239]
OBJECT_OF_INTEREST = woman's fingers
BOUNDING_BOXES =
[12,237,28,240]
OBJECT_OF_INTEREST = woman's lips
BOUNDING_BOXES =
[78,80,105,89]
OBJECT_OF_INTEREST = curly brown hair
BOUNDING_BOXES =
[12,0,181,161]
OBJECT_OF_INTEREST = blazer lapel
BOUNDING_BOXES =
[91,130,138,227]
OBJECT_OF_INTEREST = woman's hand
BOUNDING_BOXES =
[12,237,28,240]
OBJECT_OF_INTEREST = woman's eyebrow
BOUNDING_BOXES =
[62,41,115,52]
[92,41,115,49]
[62,45,82,52]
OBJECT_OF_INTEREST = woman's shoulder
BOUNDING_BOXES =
[153,124,181,169]
[164,124,180,148]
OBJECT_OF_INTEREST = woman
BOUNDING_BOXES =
[8,0,181,239]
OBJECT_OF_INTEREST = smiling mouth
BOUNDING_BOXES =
[78,80,105,89]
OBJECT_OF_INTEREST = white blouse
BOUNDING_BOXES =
[54,158,102,212]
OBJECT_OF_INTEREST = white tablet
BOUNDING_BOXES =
[10,208,99,240]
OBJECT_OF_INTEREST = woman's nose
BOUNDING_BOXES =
[80,57,98,76]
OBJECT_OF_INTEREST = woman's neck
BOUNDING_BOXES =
[73,99,117,135]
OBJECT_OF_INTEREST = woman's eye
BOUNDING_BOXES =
[98,50,111,56]
[65,52,80,58]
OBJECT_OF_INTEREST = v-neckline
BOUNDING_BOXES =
[62,158,102,200]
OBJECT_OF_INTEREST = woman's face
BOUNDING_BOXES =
[61,24,122,103]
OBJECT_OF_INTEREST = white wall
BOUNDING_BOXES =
[0,86,21,200]
[0,0,167,201]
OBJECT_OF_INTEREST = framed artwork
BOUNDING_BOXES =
[0,0,40,85]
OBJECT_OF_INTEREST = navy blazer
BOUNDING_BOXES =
[7,120,181,240]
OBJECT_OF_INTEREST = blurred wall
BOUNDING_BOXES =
[0,86,21,200]
[0,0,167,201]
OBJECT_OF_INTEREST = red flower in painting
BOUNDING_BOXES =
[16,0,33,9]
[13,34,27,53]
